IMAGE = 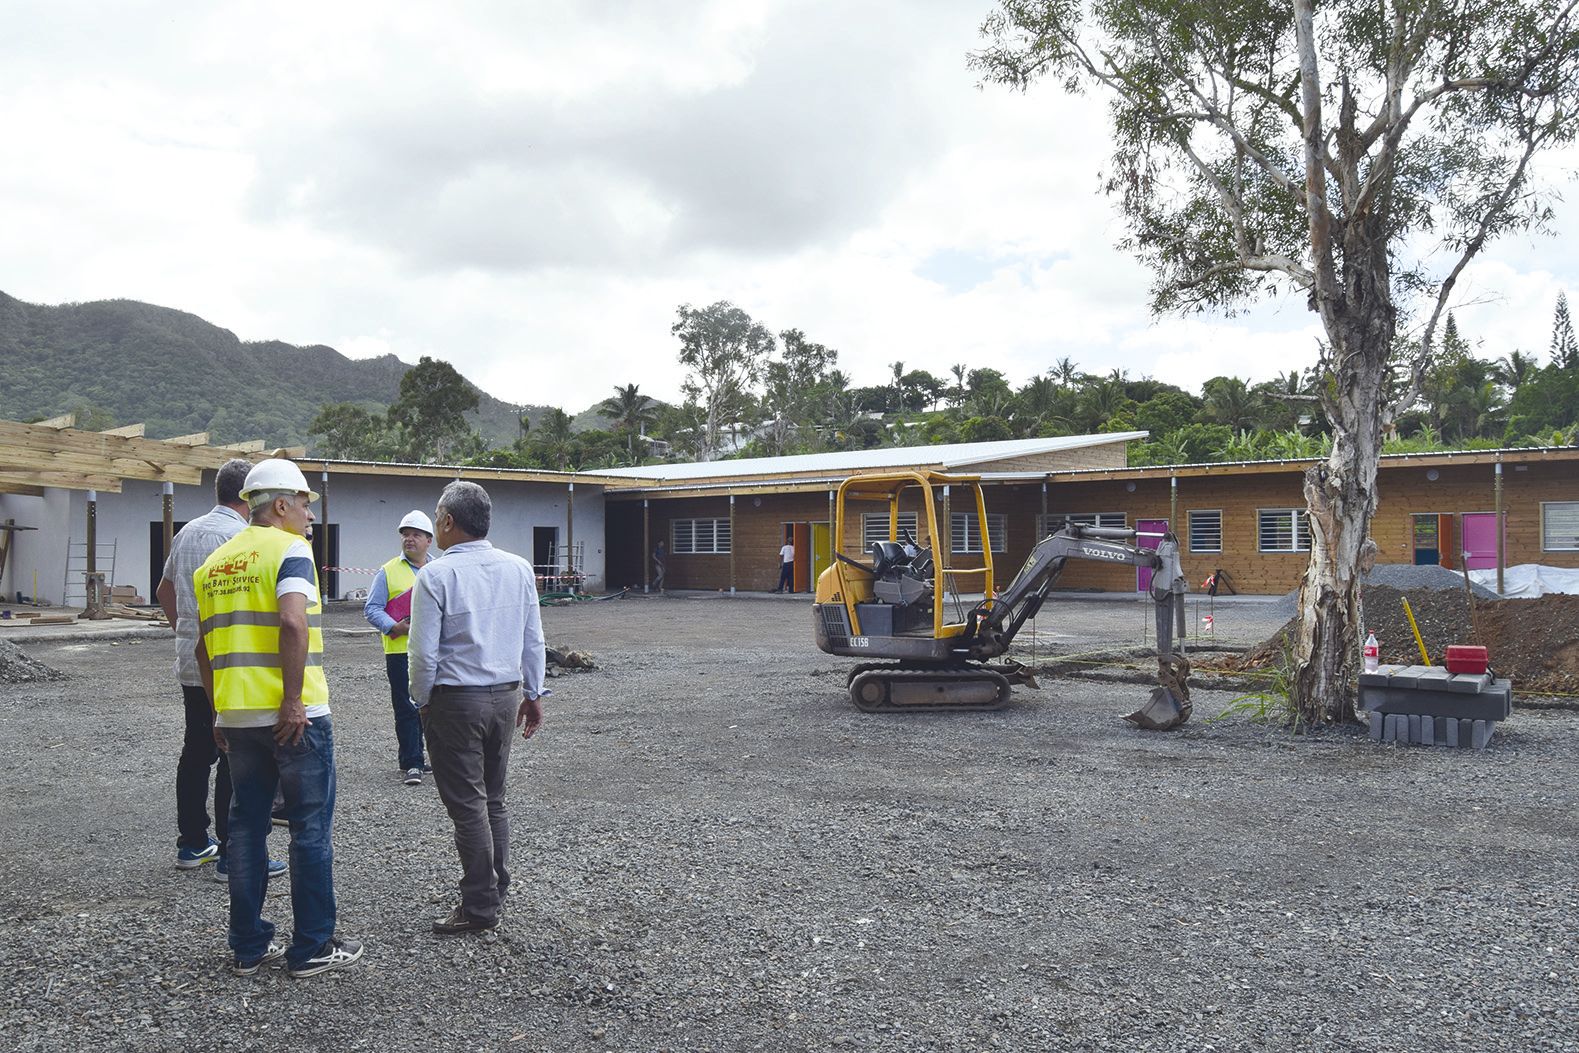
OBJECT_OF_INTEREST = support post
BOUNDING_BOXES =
[1040,480,1048,538]
[318,470,330,587]
[161,481,175,574]
[567,482,576,591]
[1494,459,1505,596]
[728,494,737,595]
[642,499,650,594]
[86,489,97,577]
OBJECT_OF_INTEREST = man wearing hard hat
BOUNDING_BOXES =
[364,510,436,785]
[193,459,362,979]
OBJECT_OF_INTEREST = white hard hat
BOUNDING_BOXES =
[239,459,319,502]
[398,510,435,536]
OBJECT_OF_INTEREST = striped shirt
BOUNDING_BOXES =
[161,505,247,687]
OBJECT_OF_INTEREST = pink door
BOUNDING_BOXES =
[1461,513,1503,571]
[1137,519,1168,591]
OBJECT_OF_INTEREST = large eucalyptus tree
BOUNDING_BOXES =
[973,0,1579,723]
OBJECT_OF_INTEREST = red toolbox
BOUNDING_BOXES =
[1444,645,1489,675]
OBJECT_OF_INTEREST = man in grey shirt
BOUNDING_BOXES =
[410,480,546,934]
[156,459,252,870]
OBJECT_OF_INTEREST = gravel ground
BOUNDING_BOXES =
[2,596,1577,1052]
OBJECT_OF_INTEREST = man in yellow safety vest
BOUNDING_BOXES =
[364,510,435,785]
[194,458,363,979]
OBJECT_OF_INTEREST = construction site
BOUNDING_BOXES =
[2,419,1579,1050]
[2,576,1577,1051]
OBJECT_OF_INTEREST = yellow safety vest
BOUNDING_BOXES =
[194,524,328,716]
[379,555,419,655]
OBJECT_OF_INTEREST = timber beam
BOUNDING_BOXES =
[100,423,146,437]
[0,471,124,493]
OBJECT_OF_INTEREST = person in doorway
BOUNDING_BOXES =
[156,457,286,884]
[773,534,795,592]
[194,458,362,978]
[409,481,546,936]
[652,538,666,592]
[363,510,435,786]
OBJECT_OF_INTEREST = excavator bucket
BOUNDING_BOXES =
[1124,653,1193,731]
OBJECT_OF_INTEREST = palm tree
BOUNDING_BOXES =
[597,384,657,456]
[1051,357,1080,388]
[1201,377,1263,432]
[890,360,906,412]
[1492,350,1538,390]
[538,407,576,470]
[950,363,969,408]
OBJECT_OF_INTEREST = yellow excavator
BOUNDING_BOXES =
[812,470,1191,729]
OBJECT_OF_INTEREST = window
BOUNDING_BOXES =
[1037,512,1126,538]
[1258,508,1311,552]
[862,512,919,550]
[1543,502,1579,551]
[952,512,1007,554]
[1188,510,1223,553]
[671,517,731,554]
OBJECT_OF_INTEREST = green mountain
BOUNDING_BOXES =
[0,291,550,450]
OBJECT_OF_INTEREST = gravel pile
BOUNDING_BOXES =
[1,601,1576,1052]
[0,638,67,683]
[1266,562,1500,622]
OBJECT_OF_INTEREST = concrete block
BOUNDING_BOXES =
[1442,673,1491,694]
[1472,720,1495,750]
[1415,667,1452,688]
[1362,685,1510,721]
[1388,665,1426,688]
[1369,712,1384,741]
[1383,714,1400,742]
[1407,714,1422,745]
[1460,719,1474,748]
[1446,718,1460,748]
[1435,717,1450,746]
[1358,669,1391,688]
[1491,679,1514,718]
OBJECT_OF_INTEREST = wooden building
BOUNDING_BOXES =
[601,438,1579,596]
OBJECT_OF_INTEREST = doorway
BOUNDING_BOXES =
[149,520,190,601]
[810,522,833,586]
[533,526,558,577]
[1460,512,1503,571]
[1136,518,1168,591]
[1412,513,1453,567]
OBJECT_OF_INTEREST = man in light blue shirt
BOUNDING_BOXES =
[409,480,545,935]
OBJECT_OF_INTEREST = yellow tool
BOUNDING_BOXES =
[1400,597,1431,665]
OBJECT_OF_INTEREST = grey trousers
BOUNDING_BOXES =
[424,685,519,923]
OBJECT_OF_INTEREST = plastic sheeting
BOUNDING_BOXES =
[1466,564,1579,598]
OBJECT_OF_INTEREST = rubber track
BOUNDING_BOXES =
[848,667,1011,713]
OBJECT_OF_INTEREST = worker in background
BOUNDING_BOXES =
[773,532,795,593]
[409,481,546,936]
[364,510,435,786]
[194,458,362,979]
[156,457,286,884]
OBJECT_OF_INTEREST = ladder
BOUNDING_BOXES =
[63,537,117,607]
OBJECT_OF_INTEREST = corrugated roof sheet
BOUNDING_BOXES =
[597,433,1147,482]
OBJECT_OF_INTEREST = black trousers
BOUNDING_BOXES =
[776,562,794,591]
[176,684,231,852]
[386,653,427,771]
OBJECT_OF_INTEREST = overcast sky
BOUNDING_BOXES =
[3,0,1576,415]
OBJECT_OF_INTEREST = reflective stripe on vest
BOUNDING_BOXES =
[194,524,329,714]
[380,555,419,655]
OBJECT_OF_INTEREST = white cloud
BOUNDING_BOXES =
[0,0,1574,422]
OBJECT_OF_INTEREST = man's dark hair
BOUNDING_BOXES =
[215,459,253,506]
[438,481,491,539]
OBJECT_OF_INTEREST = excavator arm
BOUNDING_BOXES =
[963,524,1192,730]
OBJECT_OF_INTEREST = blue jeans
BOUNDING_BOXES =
[224,717,338,969]
[386,653,426,771]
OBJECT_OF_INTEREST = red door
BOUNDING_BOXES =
[792,522,811,592]
[1137,519,1168,591]
[1461,513,1503,571]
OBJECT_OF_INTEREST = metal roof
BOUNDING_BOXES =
[596,433,1146,483]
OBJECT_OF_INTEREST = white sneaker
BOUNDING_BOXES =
[288,937,364,978]
[404,768,423,785]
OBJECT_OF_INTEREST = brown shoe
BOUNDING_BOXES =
[432,907,497,935]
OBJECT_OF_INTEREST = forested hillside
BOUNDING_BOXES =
[0,292,538,448]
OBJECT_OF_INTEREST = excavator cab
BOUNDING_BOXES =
[812,469,1192,726]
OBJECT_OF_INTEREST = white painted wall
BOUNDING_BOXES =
[0,489,70,604]
[3,471,608,605]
